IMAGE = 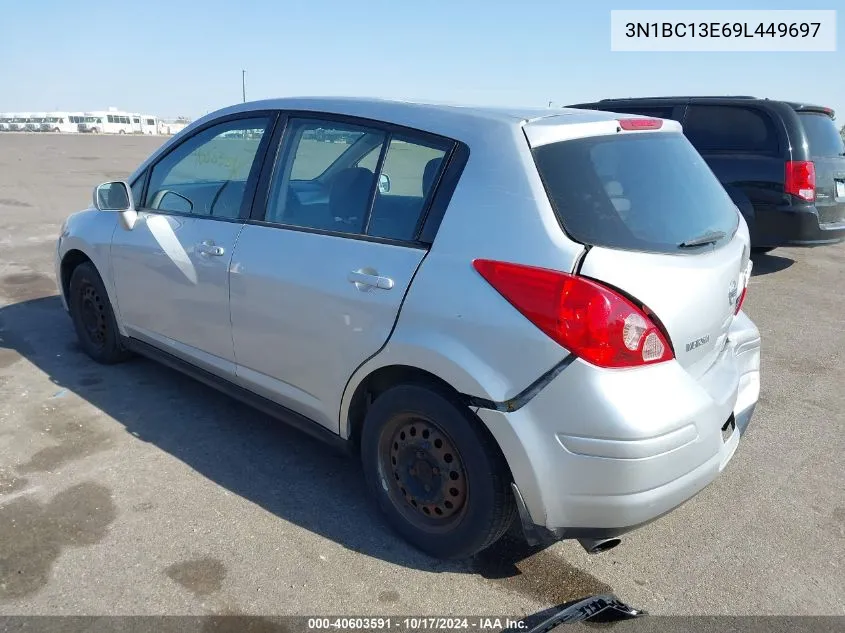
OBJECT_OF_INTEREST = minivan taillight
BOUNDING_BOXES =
[473,260,674,368]
[785,160,816,202]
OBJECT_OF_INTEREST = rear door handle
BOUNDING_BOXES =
[197,240,225,256]
[348,270,394,290]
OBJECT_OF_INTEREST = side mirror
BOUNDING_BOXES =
[93,181,138,230]
[378,173,391,194]
[157,190,193,213]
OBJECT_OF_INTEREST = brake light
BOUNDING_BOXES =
[618,118,663,131]
[785,161,816,202]
[473,260,674,368]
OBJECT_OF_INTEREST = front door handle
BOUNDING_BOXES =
[348,270,394,291]
[197,240,225,257]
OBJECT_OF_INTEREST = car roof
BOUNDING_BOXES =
[191,96,630,141]
[598,96,758,102]
[133,97,682,182]
[571,95,832,113]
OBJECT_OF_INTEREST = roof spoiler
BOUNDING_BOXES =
[791,104,835,118]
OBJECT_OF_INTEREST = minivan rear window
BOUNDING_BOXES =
[532,133,739,254]
[683,105,779,154]
[798,113,845,158]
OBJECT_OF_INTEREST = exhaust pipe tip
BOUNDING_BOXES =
[578,537,622,554]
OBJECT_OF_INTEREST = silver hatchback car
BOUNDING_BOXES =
[55,98,761,559]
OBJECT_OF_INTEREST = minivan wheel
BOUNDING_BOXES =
[68,262,130,364]
[361,384,515,559]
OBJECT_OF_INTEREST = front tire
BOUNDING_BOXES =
[361,384,515,559]
[68,262,130,364]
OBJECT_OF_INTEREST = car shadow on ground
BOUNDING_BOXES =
[0,293,615,607]
[750,252,794,276]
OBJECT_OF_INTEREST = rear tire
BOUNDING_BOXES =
[361,383,515,559]
[68,262,131,364]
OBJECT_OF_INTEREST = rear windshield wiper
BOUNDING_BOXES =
[679,230,726,248]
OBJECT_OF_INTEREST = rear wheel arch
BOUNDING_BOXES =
[345,365,512,480]
[347,365,462,449]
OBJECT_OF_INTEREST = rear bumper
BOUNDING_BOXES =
[477,312,761,544]
[755,205,845,246]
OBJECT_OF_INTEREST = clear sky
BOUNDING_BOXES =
[1,0,842,121]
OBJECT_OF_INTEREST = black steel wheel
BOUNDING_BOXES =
[361,383,515,559]
[68,262,131,364]
[380,413,469,531]
[78,281,108,350]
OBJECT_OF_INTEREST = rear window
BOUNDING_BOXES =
[532,132,739,254]
[798,113,844,157]
[683,105,779,154]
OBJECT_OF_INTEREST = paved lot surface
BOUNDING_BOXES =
[0,134,843,617]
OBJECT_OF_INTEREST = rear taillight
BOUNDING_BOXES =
[785,160,816,202]
[735,286,747,315]
[473,260,674,369]
[735,262,751,315]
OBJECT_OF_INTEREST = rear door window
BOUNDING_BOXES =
[532,132,739,254]
[683,105,779,154]
[266,119,387,233]
[267,118,450,242]
[798,112,845,157]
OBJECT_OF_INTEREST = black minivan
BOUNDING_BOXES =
[567,96,845,252]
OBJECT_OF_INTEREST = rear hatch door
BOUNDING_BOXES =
[796,110,845,225]
[579,240,749,379]
[528,118,750,379]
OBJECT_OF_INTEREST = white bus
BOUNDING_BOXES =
[103,110,138,134]
[74,113,103,133]
[77,110,136,134]
[24,113,46,132]
[8,114,29,131]
[40,112,82,133]
[0,114,12,131]
[139,114,158,134]
[159,118,190,135]
[70,113,100,133]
